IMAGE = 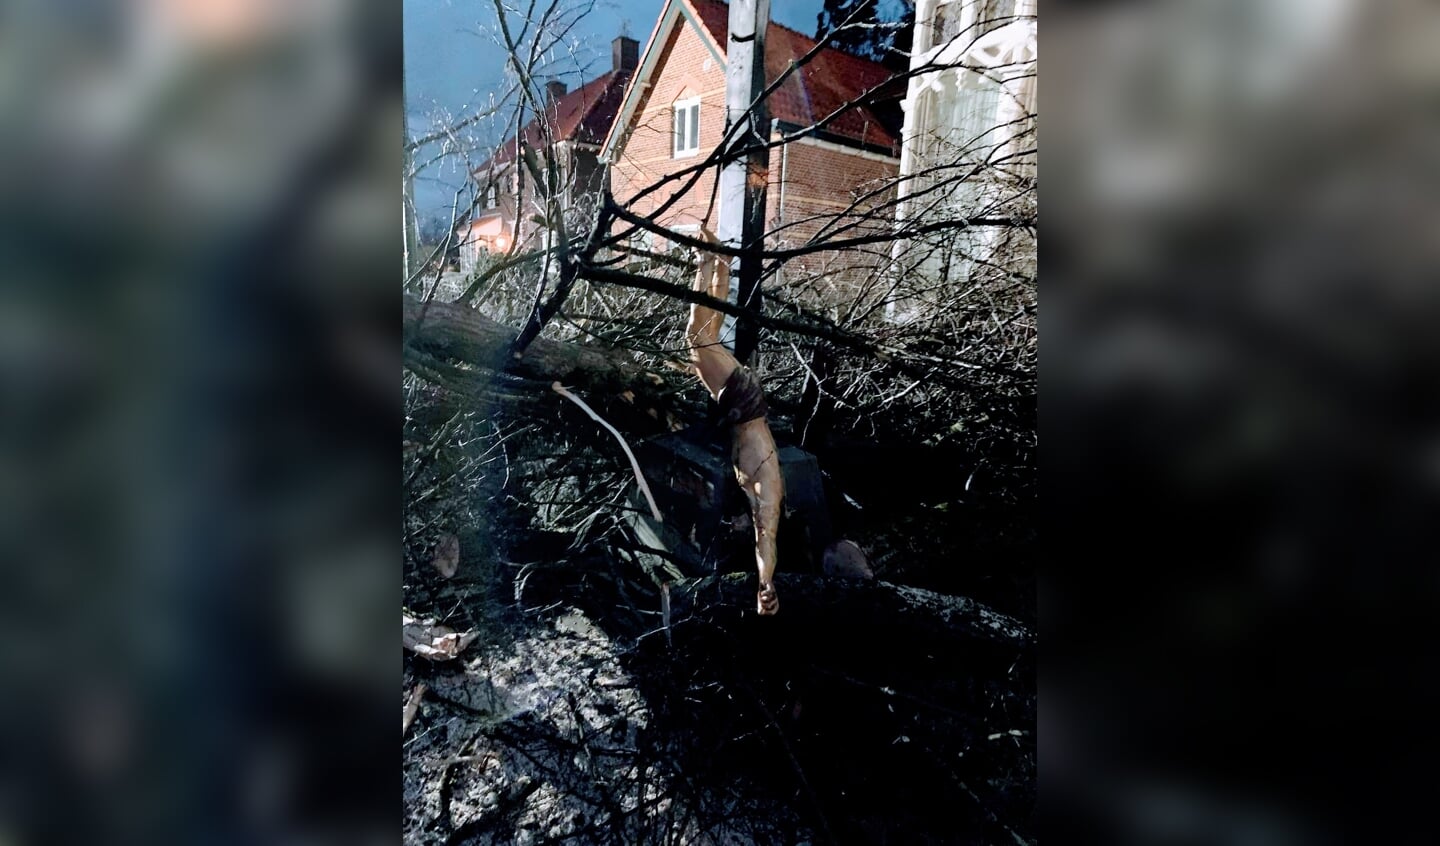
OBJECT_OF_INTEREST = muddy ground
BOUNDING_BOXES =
[403,371,1035,844]
[403,503,1034,846]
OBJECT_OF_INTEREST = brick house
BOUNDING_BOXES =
[600,0,903,290]
[459,36,641,270]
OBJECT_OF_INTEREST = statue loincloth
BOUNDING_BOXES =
[716,365,769,425]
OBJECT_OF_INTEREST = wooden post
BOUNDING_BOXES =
[402,73,422,282]
[715,0,770,363]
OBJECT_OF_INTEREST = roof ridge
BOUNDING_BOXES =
[473,68,632,175]
[691,0,896,78]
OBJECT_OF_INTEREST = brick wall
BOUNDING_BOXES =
[608,19,727,232]
[608,14,899,299]
[763,135,898,299]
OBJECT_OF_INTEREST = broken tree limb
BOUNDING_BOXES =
[404,294,651,392]
[403,683,428,736]
[579,262,879,357]
[605,197,1034,264]
[685,240,783,615]
[666,572,1034,653]
[551,381,663,522]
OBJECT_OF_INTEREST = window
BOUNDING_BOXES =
[931,0,1016,47]
[978,0,1018,37]
[953,72,1004,154]
[652,223,698,254]
[673,98,700,157]
[931,0,962,46]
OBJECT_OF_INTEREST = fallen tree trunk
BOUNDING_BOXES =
[515,559,1033,667]
[404,294,660,395]
[406,298,1035,655]
[404,294,685,428]
[666,571,1034,652]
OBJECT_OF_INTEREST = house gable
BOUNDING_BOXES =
[686,0,900,152]
[604,6,729,230]
[460,36,641,263]
[603,0,901,163]
[482,70,632,171]
[603,0,902,282]
[600,0,722,163]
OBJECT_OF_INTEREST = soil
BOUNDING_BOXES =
[403,564,1035,845]
[403,387,1035,844]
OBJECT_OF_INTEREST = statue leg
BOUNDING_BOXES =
[684,241,785,614]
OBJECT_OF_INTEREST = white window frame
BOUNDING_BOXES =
[656,222,700,255]
[930,0,1017,49]
[672,97,701,158]
[979,0,1018,38]
[929,0,962,50]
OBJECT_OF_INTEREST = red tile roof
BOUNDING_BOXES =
[481,69,632,171]
[688,0,900,152]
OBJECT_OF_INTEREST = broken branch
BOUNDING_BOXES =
[551,382,663,522]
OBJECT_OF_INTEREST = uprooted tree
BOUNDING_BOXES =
[404,0,1036,842]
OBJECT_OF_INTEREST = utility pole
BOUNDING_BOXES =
[402,71,422,282]
[715,0,770,364]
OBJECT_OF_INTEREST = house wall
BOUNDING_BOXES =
[608,12,899,297]
[893,0,1037,306]
[459,164,522,270]
[765,135,898,295]
[461,144,608,271]
[607,18,727,232]
[571,148,604,203]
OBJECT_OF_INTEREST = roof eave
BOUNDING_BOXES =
[774,120,899,160]
[600,0,726,163]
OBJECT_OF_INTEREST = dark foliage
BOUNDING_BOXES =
[814,0,915,71]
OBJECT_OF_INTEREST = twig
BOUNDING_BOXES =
[550,382,663,523]
[957,778,1030,846]
[735,678,840,846]
[403,682,428,736]
[661,581,672,648]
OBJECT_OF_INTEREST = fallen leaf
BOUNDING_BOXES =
[403,613,478,661]
[432,533,460,579]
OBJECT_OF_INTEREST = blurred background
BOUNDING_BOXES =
[0,0,398,843]
[1044,0,1440,842]
[0,0,1436,842]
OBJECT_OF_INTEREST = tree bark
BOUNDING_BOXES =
[666,572,1034,652]
[404,294,659,394]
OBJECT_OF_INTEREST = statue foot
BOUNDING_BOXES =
[757,582,779,616]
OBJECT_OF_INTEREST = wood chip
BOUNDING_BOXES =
[403,683,428,736]
[432,533,460,579]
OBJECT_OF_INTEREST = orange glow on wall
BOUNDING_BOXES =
[468,215,510,253]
